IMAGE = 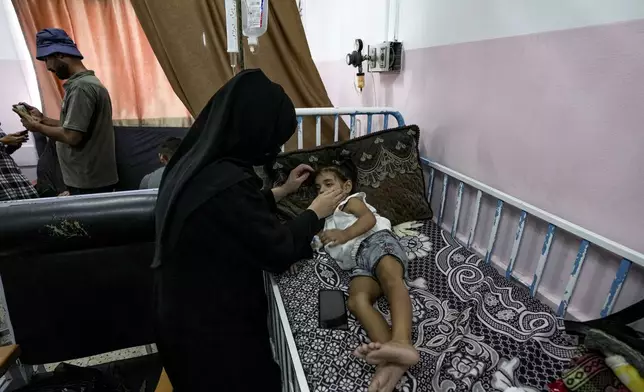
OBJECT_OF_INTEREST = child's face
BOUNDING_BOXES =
[315,171,352,195]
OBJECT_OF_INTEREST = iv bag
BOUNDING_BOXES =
[241,0,269,53]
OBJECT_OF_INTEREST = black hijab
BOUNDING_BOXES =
[153,69,297,267]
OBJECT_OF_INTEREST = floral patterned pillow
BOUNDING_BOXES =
[262,125,432,226]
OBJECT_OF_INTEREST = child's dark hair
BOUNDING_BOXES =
[316,160,357,192]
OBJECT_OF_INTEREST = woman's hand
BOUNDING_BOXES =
[307,188,344,219]
[272,164,314,201]
[283,164,314,194]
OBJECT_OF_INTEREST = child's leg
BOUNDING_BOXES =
[366,256,419,366]
[377,256,412,342]
[347,276,391,344]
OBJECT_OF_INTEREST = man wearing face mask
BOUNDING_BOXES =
[21,28,118,195]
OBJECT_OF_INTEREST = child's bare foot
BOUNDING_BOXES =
[368,362,408,392]
[365,341,419,366]
[353,342,382,360]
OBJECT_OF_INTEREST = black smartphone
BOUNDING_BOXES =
[318,289,348,330]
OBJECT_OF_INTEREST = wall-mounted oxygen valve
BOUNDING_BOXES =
[346,38,403,91]
[346,39,368,91]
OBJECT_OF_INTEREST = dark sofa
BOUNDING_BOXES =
[2,126,190,366]
[0,189,158,365]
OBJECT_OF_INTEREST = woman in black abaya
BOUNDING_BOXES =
[154,70,343,391]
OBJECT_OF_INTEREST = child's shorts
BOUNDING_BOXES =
[351,230,409,280]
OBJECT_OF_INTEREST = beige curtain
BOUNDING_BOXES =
[12,0,192,126]
[130,0,348,148]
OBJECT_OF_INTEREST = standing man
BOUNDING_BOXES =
[0,125,38,201]
[21,28,118,195]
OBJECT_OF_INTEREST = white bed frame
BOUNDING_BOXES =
[265,107,644,392]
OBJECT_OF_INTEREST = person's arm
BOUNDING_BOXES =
[0,132,26,155]
[261,185,300,212]
[320,197,376,246]
[342,197,377,239]
[40,117,61,127]
[263,185,325,257]
[29,123,83,146]
[209,180,324,273]
[271,186,290,202]
[139,173,151,190]
[27,86,95,147]
[262,188,279,212]
[19,102,61,126]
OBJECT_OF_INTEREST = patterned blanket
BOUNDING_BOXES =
[275,219,582,392]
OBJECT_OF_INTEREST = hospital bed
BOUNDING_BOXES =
[266,108,644,391]
[0,107,642,392]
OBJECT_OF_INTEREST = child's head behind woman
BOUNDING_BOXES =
[314,164,357,197]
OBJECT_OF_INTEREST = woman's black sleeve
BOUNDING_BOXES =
[261,188,278,213]
[210,180,324,273]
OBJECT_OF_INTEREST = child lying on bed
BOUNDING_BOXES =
[313,164,425,392]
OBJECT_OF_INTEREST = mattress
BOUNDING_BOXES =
[274,219,582,392]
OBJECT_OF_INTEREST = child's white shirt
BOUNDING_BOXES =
[321,192,392,270]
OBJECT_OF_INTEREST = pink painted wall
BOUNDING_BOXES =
[0,59,38,179]
[315,19,644,319]
[0,2,40,177]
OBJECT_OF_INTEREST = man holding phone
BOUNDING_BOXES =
[20,28,118,195]
[0,125,38,201]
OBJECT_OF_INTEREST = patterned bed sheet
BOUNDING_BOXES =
[274,219,582,392]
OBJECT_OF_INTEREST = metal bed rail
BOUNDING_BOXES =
[423,159,644,318]
[265,273,307,392]
[292,107,405,149]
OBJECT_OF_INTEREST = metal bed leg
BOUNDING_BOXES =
[264,273,309,392]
